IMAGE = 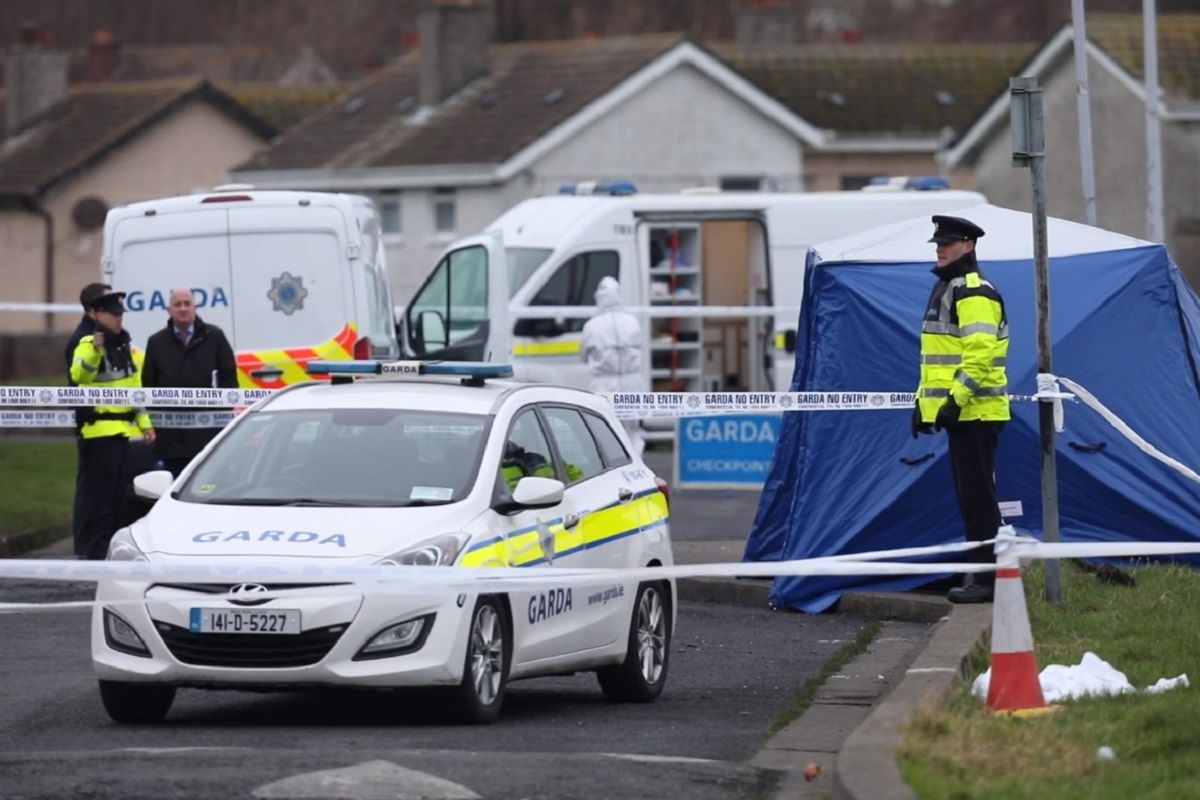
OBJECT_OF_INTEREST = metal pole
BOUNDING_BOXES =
[1071,0,1098,226]
[1144,0,1165,242]
[1010,77,1063,603]
[1031,151,1063,604]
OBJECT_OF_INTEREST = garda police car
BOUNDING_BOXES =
[93,362,673,724]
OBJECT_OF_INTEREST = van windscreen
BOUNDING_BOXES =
[506,248,552,298]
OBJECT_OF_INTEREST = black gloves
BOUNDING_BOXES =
[934,397,961,432]
[910,402,934,438]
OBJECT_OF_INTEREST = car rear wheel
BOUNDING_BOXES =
[452,597,510,723]
[98,680,176,723]
[598,581,671,702]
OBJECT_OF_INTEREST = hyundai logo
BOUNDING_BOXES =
[227,583,271,606]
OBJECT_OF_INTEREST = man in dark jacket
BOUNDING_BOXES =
[141,288,238,476]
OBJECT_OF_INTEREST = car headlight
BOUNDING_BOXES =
[353,613,435,660]
[103,609,151,657]
[106,528,148,562]
[374,533,470,566]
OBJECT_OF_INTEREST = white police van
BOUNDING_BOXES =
[101,188,399,388]
[93,362,674,723]
[397,183,986,416]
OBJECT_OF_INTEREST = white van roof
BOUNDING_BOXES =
[106,189,372,221]
[487,190,988,250]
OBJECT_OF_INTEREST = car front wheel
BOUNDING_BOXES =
[98,680,176,723]
[598,581,671,702]
[452,596,510,723]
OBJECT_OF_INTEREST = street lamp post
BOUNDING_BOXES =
[1010,76,1063,604]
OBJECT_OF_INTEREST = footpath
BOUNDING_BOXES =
[0,530,988,800]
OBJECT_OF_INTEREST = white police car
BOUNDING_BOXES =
[93,362,673,723]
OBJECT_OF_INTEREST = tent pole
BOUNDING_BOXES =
[1010,77,1063,603]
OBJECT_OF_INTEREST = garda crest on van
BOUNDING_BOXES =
[268,272,308,316]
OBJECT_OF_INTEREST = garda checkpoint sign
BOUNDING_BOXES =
[675,413,781,490]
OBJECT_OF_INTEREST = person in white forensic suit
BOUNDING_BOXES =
[581,276,645,457]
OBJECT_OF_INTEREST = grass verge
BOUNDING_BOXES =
[768,618,884,736]
[899,561,1200,800]
[0,438,75,537]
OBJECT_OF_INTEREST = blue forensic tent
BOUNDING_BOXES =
[746,204,1200,612]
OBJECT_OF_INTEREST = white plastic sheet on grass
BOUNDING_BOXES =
[972,651,1190,703]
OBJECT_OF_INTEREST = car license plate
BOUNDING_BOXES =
[189,608,301,634]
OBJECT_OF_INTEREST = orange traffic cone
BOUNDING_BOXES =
[986,565,1048,712]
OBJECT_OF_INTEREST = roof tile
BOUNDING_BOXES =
[0,79,274,197]
[241,34,684,171]
[713,42,1036,138]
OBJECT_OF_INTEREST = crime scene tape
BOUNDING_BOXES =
[512,305,800,320]
[0,302,78,314]
[0,386,271,407]
[0,410,239,429]
[4,531,1200,615]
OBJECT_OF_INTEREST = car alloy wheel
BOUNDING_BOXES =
[597,581,671,703]
[470,604,504,706]
[635,585,666,685]
[452,596,509,723]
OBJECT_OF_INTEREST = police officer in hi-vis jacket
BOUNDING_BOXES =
[69,288,155,560]
[911,216,1009,604]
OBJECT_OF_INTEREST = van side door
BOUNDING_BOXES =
[107,208,232,352]
[511,249,619,386]
[402,233,510,363]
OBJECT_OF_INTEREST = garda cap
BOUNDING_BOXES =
[929,215,985,244]
[84,288,127,315]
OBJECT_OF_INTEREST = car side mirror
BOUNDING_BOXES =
[494,475,565,514]
[133,470,174,500]
[512,476,565,508]
[513,317,565,337]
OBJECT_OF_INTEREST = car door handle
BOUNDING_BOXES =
[250,366,284,379]
[617,487,634,504]
[563,513,581,529]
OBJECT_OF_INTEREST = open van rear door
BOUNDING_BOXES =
[401,232,511,363]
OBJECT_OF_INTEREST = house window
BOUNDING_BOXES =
[378,191,401,235]
[720,176,763,192]
[434,188,456,234]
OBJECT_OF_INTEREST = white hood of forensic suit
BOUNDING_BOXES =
[131,496,475,560]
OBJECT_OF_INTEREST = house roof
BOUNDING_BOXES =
[944,14,1200,168]
[241,34,689,172]
[712,42,1036,142]
[222,82,345,130]
[0,79,276,199]
[1088,14,1200,102]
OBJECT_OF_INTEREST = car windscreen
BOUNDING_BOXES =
[177,408,489,507]
[505,247,552,298]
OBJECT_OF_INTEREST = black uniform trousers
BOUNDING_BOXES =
[76,435,129,561]
[946,420,1005,584]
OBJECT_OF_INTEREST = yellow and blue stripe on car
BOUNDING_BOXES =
[459,487,668,567]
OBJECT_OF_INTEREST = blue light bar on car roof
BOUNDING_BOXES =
[306,360,514,380]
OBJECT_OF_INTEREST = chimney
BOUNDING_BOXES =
[6,22,68,137]
[86,28,120,82]
[418,0,492,108]
[734,0,798,47]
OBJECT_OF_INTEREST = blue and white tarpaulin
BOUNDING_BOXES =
[747,205,1200,612]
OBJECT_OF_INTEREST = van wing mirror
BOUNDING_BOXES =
[416,309,448,351]
[513,317,565,337]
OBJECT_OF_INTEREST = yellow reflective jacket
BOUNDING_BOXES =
[70,333,152,439]
[917,255,1010,423]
